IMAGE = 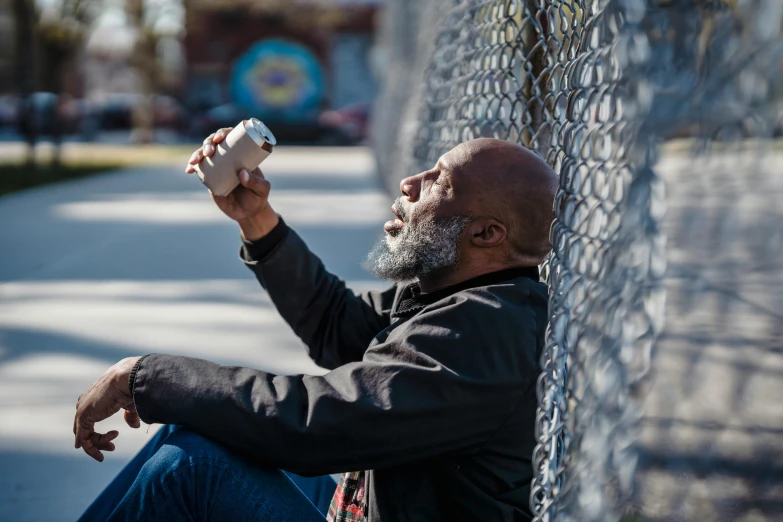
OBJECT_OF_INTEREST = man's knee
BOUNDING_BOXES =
[137,428,229,483]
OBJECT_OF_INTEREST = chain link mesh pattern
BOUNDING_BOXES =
[373,0,783,520]
[632,1,783,520]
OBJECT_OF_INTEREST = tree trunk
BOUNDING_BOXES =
[51,68,64,167]
[13,0,37,167]
[40,42,67,167]
[127,0,156,144]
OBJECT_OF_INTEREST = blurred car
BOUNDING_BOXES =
[155,95,186,129]
[0,95,19,129]
[189,102,327,144]
[96,93,135,130]
[94,93,185,131]
[31,92,58,126]
[12,92,78,136]
[317,101,372,145]
[188,103,246,138]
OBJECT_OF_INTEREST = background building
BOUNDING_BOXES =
[184,1,380,139]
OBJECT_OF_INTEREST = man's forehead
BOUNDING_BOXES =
[436,148,481,186]
[436,149,465,175]
[435,152,476,201]
[435,156,447,172]
[435,156,460,187]
[438,141,488,173]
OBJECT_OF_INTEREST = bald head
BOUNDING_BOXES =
[446,138,558,263]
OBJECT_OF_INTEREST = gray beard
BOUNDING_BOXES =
[364,215,472,282]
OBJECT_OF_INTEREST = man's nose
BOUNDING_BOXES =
[400,176,419,202]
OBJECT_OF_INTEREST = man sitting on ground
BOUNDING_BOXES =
[73,131,558,522]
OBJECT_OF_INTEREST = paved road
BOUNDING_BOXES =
[0,147,389,521]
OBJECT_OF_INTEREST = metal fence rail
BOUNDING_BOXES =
[374,0,783,520]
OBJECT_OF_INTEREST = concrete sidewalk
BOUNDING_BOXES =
[0,147,389,521]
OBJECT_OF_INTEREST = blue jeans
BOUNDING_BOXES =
[78,425,335,521]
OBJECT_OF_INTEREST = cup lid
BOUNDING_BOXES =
[244,118,276,147]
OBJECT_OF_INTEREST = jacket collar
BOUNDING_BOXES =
[392,266,540,318]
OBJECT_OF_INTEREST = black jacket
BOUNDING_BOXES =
[132,220,548,521]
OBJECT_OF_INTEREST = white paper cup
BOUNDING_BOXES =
[195,118,276,196]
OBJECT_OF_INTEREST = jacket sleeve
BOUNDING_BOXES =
[132,294,539,475]
[240,219,394,369]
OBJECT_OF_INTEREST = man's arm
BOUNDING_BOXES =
[241,218,394,369]
[127,296,539,475]
[185,127,392,368]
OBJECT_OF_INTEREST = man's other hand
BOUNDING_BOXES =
[185,127,279,240]
[73,356,141,462]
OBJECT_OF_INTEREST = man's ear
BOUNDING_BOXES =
[468,218,507,248]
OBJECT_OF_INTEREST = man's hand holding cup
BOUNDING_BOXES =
[186,125,279,241]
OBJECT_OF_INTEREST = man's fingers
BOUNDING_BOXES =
[213,127,232,144]
[124,409,141,429]
[201,131,220,157]
[79,431,119,462]
[74,419,82,448]
[187,150,201,165]
[74,411,96,449]
[75,426,88,449]
[238,168,271,198]
[93,431,118,451]
[186,150,203,174]
[82,439,104,462]
[188,128,232,172]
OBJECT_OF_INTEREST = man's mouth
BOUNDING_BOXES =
[384,204,406,236]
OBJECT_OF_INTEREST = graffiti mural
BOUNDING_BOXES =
[231,39,325,121]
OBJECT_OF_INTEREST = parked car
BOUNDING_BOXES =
[94,93,185,131]
[0,95,19,129]
[11,92,78,137]
[189,102,332,144]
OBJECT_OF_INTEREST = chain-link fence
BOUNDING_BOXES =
[373,0,783,520]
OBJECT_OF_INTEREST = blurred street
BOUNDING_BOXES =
[0,146,388,522]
